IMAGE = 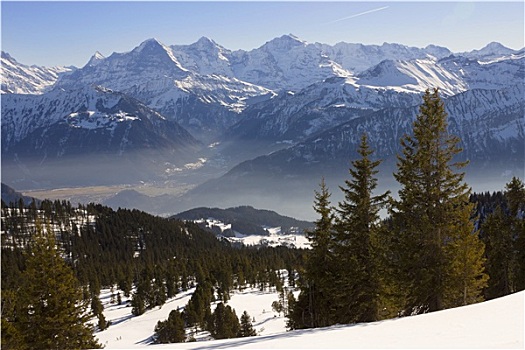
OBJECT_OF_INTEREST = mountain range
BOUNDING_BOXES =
[1,35,523,218]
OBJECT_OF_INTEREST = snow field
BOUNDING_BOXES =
[93,286,524,349]
[92,283,290,349]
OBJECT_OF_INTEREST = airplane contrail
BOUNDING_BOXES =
[326,6,389,24]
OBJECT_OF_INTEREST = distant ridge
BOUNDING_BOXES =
[1,183,40,206]
[173,206,313,236]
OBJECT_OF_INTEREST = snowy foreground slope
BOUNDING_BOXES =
[95,288,523,349]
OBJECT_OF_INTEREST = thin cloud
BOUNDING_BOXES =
[326,6,389,24]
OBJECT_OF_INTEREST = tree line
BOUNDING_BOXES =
[288,89,524,329]
[1,200,306,349]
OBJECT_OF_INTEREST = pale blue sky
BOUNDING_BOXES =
[1,1,524,67]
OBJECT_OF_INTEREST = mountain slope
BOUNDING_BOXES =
[225,54,523,146]
[183,84,524,220]
[1,85,199,154]
[316,41,453,73]
[1,51,74,94]
[1,85,203,188]
[56,38,189,91]
[1,183,40,206]
[173,205,313,236]
[172,34,352,92]
[94,286,523,349]
[2,36,523,211]
[53,38,273,137]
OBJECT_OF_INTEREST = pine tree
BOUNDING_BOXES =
[131,293,145,316]
[481,207,514,299]
[288,178,335,329]
[505,177,525,218]
[14,222,101,349]
[1,289,26,350]
[390,88,487,314]
[209,303,240,339]
[505,177,525,291]
[238,310,257,337]
[91,294,109,331]
[91,295,103,316]
[97,312,110,332]
[504,177,525,293]
[154,309,186,343]
[332,133,390,323]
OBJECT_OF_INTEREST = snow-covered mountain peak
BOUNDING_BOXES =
[261,34,307,51]
[54,38,191,92]
[463,42,519,61]
[194,36,222,49]
[85,51,105,67]
[1,51,14,61]
[131,38,187,69]
[134,38,164,53]
[356,58,468,95]
[479,41,514,54]
[1,51,74,94]
[423,44,453,59]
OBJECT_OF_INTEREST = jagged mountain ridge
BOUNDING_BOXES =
[53,38,274,137]
[226,84,524,175]
[226,53,524,144]
[1,85,199,154]
[1,35,523,200]
[3,37,522,100]
[0,51,74,94]
[1,85,204,188]
[5,38,520,152]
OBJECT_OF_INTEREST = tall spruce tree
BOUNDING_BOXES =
[333,133,389,323]
[14,223,101,349]
[505,177,525,291]
[154,309,186,344]
[481,207,514,299]
[483,177,525,298]
[208,303,240,339]
[288,178,335,329]
[390,88,487,314]
[238,310,257,337]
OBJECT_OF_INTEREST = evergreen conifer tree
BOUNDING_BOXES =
[209,303,240,339]
[238,310,257,337]
[481,207,514,299]
[131,293,146,316]
[390,88,487,314]
[154,309,186,343]
[288,178,335,329]
[505,177,525,291]
[505,177,525,218]
[14,223,101,349]
[483,177,525,297]
[1,289,25,350]
[333,133,389,323]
